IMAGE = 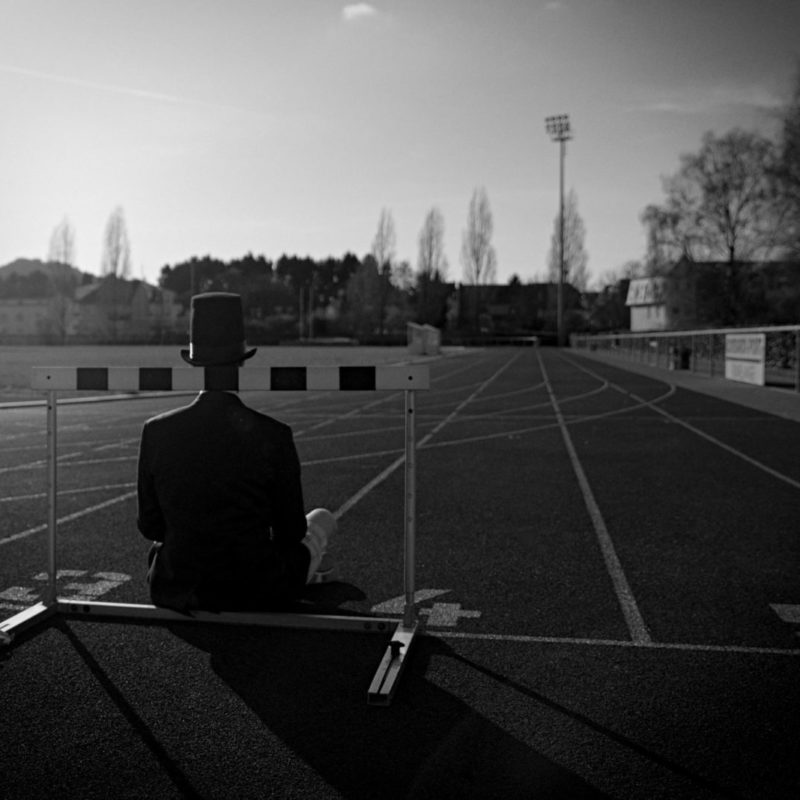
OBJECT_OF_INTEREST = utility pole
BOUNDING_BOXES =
[545,114,572,347]
[299,286,304,340]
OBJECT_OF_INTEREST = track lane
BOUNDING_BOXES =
[549,351,800,650]
[3,347,800,800]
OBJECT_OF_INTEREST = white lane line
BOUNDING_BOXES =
[294,392,397,437]
[538,350,652,645]
[416,385,678,449]
[433,630,800,657]
[421,352,523,442]
[305,448,403,467]
[0,451,84,474]
[0,491,137,547]
[566,356,800,493]
[0,483,135,503]
[334,352,523,519]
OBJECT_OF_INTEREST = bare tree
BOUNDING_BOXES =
[344,254,381,336]
[417,207,448,281]
[47,217,76,266]
[460,187,497,284]
[547,188,589,290]
[774,61,800,256]
[42,217,78,342]
[416,207,449,325]
[642,129,780,266]
[101,206,132,278]
[371,208,396,335]
[371,208,396,272]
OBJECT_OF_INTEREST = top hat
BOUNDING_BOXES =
[180,292,257,366]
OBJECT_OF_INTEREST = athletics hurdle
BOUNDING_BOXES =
[0,363,429,705]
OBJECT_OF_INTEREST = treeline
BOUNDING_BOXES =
[0,263,89,299]
[158,251,453,341]
[639,65,800,269]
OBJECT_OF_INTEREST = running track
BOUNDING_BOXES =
[1,347,798,799]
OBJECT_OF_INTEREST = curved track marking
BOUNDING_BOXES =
[565,355,800,492]
[334,352,524,520]
[418,385,677,450]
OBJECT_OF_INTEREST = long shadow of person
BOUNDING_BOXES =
[169,616,613,800]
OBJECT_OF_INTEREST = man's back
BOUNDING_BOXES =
[137,391,308,609]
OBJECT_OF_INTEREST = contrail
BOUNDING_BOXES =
[0,62,253,114]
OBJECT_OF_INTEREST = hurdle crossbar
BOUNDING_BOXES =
[0,364,429,705]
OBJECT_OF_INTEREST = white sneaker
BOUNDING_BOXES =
[309,553,341,584]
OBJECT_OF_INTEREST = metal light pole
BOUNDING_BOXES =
[545,114,572,347]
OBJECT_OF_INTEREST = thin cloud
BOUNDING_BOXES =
[342,3,378,22]
[0,62,253,115]
[638,84,784,115]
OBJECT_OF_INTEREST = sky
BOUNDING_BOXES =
[1,0,799,289]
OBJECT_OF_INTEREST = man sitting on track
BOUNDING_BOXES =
[136,292,337,612]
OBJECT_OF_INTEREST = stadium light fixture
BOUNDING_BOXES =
[545,114,572,347]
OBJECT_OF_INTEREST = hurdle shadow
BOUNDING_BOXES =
[169,624,612,799]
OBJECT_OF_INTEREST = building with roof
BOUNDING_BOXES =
[71,276,182,342]
[626,276,669,331]
[455,281,582,335]
[0,261,183,343]
[625,258,800,332]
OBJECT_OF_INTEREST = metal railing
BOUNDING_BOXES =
[571,325,800,392]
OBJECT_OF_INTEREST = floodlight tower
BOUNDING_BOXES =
[545,114,572,347]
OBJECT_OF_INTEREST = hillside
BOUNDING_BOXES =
[0,258,86,283]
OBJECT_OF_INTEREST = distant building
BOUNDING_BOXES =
[0,259,184,343]
[626,277,669,331]
[455,282,581,334]
[626,258,800,332]
[71,276,182,342]
[0,297,57,339]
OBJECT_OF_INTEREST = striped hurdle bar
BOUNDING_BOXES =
[0,363,429,706]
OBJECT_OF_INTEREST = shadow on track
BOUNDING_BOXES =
[168,626,613,800]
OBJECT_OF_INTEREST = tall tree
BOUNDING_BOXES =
[546,188,589,290]
[371,208,396,273]
[47,217,76,266]
[345,254,381,336]
[460,186,497,284]
[417,207,448,281]
[416,207,449,325]
[642,129,780,267]
[774,62,800,257]
[101,206,131,278]
[45,217,79,342]
[371,208,396,335]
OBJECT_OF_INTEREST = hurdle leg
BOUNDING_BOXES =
[403,388,417,629]
[45,390,58,604]
[367,388,420,704]
[0,392,59,645]
[0,603,58,645]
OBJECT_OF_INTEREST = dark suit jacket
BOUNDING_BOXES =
[136,391,309,611]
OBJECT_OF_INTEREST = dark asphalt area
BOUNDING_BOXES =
[1,347,799,799]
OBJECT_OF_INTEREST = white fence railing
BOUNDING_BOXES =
[571,325,800,392]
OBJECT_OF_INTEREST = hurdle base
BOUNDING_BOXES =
[367,620,420,706]
[3,599,417,703]
[0,602,58,645]
[56,599,398,634]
